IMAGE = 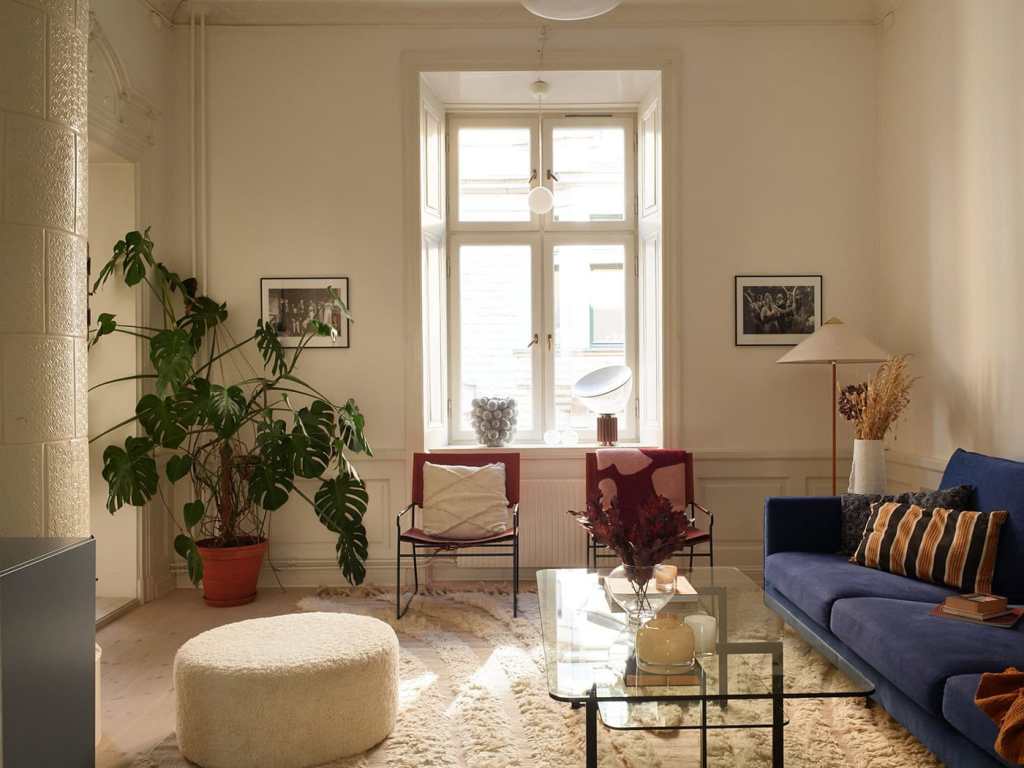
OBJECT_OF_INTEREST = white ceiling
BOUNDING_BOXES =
[422,70,659,108]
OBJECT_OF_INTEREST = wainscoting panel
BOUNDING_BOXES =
[172,450,946,588]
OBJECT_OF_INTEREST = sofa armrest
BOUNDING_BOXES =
[764,496,842,558]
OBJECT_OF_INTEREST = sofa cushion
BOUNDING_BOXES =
[764,552,955,629]
[830,597,1024,715]
[849,502,1008,593]
[839,486,975,557]
[941,449,1024,601]
[942,673,1016,767]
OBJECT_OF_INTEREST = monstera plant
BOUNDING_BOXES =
[89,229,371,605]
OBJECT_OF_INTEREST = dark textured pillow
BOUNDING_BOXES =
[899,484,975,511]
[840,494,898,556]
[838,484,976,556]
[850,502,1007,592]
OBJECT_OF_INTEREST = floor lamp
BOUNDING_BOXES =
[776,317,888,495]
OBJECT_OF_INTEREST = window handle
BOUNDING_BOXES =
[527,333,539,348]
[546,169,560,182]
[547,333,553,350]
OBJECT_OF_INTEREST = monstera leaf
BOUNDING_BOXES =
[166,454,192,483]
[90,313,117,348]
[291,400,334,478]
[250,418,294,510]
[337,398,372,457]
[101,436,158,513]
[136,394,189,449]
[206,384,247,438]
[174,534,203,585]
[178,295,227,347]
[92,228,154,292]
[254,320,287,376]
[150,328,195,395]
[314,474,369,584]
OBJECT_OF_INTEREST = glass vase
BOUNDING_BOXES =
[607,563,674,628]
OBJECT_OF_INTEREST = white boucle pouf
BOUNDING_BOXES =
[174,612,398,768]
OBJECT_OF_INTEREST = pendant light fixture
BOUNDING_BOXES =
[527,28,556,216]
[522,0,622,21]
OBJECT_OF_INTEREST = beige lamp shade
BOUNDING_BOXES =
[776,317,888,365]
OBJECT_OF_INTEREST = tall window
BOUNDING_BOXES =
[448,114,637,443]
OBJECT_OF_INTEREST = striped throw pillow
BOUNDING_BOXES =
[850,502,1008,593]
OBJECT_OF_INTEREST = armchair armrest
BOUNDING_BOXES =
[764,496,841,558]
[690,501,713,528]
[396,503,415,531]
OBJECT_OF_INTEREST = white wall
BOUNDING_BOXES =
[89,0,178,599]
[160,17,880,584]
[88,159,139,600]
[877,0,1024,464]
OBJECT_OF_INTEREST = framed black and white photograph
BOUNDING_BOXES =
[735,274,822,346]
[260,277,350,348]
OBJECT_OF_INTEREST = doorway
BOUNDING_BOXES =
[88,142,141,624]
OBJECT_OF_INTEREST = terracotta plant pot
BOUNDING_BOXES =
[196,538,268,607]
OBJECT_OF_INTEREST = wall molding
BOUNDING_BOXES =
[168,0,881,28]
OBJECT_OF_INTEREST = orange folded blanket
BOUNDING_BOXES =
[975,667,1024,764]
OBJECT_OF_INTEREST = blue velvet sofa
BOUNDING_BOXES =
[764,449,1024,767]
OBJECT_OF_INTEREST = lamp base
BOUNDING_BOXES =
[596,413,618,446]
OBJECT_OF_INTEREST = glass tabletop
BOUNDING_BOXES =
[536,567,874,717]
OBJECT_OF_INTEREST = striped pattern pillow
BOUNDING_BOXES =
[850,502,1008,593]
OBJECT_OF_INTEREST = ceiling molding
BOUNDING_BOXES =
[169,0,882,28]
[89,12,161,157]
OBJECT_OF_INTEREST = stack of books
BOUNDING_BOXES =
[932,593,1022,628]
[624,655,699,687]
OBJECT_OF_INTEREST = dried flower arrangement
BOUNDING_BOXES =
[570,494,691,574]
[838,355,915,440]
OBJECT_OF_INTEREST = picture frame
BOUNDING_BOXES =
[260,277,351,349]
[734,274,823,346]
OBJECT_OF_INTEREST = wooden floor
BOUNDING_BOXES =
[96,587,315,768]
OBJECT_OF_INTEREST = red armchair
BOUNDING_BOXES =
[396,452,520,618]
[583,449,714,570]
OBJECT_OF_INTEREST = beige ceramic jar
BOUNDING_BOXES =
[635,614,696,672]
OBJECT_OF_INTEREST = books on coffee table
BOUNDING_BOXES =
[603,574,698,603]
[624,655,700,687]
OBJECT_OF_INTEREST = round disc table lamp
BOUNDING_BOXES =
[573,365,633,446]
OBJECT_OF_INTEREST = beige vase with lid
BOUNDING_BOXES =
[635,614,695,673]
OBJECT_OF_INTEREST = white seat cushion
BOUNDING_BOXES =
[420,462,510,540]
[174,613,398,768]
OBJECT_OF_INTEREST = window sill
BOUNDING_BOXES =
[431,442,657,460]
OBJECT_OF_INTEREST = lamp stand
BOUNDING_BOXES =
[831,361,837,495]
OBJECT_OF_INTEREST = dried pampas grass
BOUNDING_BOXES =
[838,355,915,440]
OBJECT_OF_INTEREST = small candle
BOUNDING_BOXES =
[685,614,718,656]
[654,564,678,593]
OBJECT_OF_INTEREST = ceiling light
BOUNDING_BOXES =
[522,0,623,21]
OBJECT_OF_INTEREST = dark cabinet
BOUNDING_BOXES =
[0,538,95,767]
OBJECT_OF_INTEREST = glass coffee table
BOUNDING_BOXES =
[537,568,874,768]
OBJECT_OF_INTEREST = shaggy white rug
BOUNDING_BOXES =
[135,588,941,768]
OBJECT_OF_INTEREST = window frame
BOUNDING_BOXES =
[448,232,545,444]
[447,115,540,232]
[543,232,638,443]
[541,115,637,232]
[446,111,639,446]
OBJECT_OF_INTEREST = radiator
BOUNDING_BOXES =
[459,478,588,568]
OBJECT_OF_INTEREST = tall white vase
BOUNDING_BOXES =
[849,439,887,495]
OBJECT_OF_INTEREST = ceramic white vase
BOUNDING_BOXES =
[849,439,887,494]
